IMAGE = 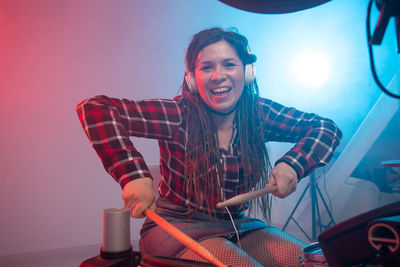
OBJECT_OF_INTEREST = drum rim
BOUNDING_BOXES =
[141,255,214,266]
[302,242,327,264]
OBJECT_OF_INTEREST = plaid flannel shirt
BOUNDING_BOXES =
[77,95,342,216]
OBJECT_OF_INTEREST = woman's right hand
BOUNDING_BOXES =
[122,177,157,218]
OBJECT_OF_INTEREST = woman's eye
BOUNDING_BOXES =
[225,63,236,68]
[200,65,212,71]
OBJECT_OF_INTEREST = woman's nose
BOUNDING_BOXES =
[211,66,226,81]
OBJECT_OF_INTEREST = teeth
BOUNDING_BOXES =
[212,87,230,94]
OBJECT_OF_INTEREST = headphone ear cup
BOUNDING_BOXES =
[185,72,197,93]
[244,64,255,86]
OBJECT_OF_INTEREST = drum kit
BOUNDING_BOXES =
[301,242,328,267]
[300,160,400,267]
[81,160,400,266]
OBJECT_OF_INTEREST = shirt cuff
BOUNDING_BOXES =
[111,162,153,189]
[275,152,306,180]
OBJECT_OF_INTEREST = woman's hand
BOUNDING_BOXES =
[267,162,298,198]
[122,177,157,218]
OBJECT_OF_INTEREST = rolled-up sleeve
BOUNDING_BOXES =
[261,98,342,179]
[76,95,182,188]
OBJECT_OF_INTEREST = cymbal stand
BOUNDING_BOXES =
[282,171,336,241]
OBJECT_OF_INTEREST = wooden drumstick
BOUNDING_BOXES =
[216,185,277,209]
[144,209,228,267]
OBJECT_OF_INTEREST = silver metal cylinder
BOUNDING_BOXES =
[102,208,131,252]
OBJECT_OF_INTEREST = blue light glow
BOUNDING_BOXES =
[290,49,331,89]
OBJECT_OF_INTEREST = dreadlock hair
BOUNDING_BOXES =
[181,27,272,222]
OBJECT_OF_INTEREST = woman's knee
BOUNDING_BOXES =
[239,227,306,266]
[179,237,263,267]
[242,227,306,246]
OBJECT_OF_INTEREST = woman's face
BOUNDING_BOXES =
[194,40,245,115]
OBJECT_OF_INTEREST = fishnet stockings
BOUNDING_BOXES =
[179,237,263,267]
[239,226,306,266]
[179,227,306,267]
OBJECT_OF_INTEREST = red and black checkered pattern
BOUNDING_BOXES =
[76,95,341,217]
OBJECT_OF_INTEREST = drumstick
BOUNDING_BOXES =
[144,209,228,267]
[216,185,277,209]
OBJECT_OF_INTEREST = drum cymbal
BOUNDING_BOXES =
[381,160,400,167]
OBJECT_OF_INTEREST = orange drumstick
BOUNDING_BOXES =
[216,185,277,209]
[144,209,228,267]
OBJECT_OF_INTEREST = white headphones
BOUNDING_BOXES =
[184,61,256,93]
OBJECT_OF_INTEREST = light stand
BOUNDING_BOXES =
[282,171,335,241]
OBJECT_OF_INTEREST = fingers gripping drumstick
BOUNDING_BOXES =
[144,209,228,267]
[216,185,277,209]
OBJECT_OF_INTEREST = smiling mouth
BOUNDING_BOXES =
[210,87,232,95]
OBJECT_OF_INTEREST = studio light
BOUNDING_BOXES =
[291,50,331,89]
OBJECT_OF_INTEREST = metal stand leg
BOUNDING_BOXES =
[282,172,335,242]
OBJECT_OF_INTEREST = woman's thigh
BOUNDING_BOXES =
[238,226,306,267]
[179,236,263,267]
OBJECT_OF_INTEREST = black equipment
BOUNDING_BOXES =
[140,255,214,267]
[218,0,331,14]
[80,248,141,267]
[318,200,400,267]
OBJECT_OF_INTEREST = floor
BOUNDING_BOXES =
[0,242,140,267]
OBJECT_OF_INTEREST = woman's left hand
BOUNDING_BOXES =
[267,162,298,198]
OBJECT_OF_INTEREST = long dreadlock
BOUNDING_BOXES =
[182,28,272,222]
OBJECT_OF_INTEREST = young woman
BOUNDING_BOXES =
[77,27,342,266]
